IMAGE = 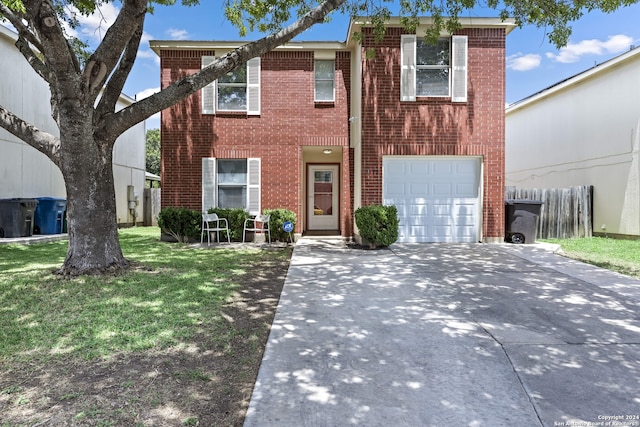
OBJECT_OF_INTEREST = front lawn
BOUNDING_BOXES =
[544,237,640,279]
[0,227,291,426]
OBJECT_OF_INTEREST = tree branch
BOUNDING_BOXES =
[83,0,147,98]
[105,0,347,138]
[0,2,51,82]
[23,0,78,85]
[0,2,44,52]
[15,36,51,83]
[95,24,144,122]
[0,105,61,166]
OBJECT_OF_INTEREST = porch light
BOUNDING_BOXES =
[323,149,332,154]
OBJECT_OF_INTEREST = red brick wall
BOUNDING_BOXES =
[360,27,506,239]
[160,49,352,235]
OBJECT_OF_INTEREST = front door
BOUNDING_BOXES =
[307,164,339,230]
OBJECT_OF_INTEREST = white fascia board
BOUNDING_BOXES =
[149,40,347,56]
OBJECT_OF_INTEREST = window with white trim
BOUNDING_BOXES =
[217,66,248,111]
[202,158,261,214]
[201,56,261,115]
[401,35,468,102]
[314,60,335,102]
[416,38,450,97]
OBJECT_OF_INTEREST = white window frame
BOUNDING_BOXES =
[202,158,261,215]
[416,38,451,98]
[201,56,261,115]
[400,35,468,103]
[314,59,335,102]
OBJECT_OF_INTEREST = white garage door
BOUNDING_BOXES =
[383,156,481,243]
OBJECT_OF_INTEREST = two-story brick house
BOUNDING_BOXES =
[150,17,514,243]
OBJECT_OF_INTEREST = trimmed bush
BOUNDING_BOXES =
[263,208,296,242]
[158,207,201,243]
[355,205,399,248]
[207,208,250,241]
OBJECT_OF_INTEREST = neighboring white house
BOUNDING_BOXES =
[506,46,640,238]
[0,24,146,227]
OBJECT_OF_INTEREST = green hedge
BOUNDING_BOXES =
[263,208,296,242]
[158,207,297,244]
[158,207,201,242]
[355,205,399,248]
[207,208,250,241]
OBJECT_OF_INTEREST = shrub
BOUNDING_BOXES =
[207,208,250,241]
[263,208,296,242]
[355,205,399,248]
[158,207,201,243]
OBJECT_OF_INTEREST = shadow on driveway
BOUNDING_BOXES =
[245,239,640,427]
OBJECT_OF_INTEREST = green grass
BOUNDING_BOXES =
[0,227,287,363]
[543,237,640,279]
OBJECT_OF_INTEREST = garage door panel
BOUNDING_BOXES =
[410,183,429,195]
[433,183,452,195]
[409,162,429,174]
[433,162,453,175]
[386,183,406,196]
[431,225,453,240]
[386,162,407,176]
[383,157,480,243]
[455,183,478,197]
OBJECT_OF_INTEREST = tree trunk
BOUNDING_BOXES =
[57,106,127,275]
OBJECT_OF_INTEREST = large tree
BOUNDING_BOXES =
[0,0,635,275]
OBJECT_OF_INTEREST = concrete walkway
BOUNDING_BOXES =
[245,238,640,427]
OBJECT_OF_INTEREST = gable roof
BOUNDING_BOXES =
[507,45,640,113]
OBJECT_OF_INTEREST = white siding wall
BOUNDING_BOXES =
[0,25,146,225]
[506,50,640,236]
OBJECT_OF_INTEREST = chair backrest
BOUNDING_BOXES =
[203,213,219,222]
[255,214,270,223]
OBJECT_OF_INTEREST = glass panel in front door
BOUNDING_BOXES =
[313,171,333,216]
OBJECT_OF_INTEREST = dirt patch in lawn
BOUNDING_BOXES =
[0,251,290,427]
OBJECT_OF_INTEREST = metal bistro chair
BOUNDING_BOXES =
[201,213,230,246]
[243,214,271,244]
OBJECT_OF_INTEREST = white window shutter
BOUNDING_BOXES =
[247,158,261,215]
[247,57,261,115]
[201,56,216,114]
[451,35,468,103]
[400,35,416,102]
[202,157,217,212]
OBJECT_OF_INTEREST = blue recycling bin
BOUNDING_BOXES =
[34,197,67,234]
[0,198,39,238]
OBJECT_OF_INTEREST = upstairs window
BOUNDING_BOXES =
[401,35,468,103]
[416,38,450,97]
[217,65,248,111]
[315,60,335,102]
[201,56,261,115]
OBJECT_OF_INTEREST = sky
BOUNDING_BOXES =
[22,1,640,129]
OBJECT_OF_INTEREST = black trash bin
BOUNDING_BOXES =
[34,197,67,234]
[505,199,543,244]
[0,199,39,238]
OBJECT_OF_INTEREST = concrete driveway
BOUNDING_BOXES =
[244,238,640,427]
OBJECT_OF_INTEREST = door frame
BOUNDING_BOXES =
[306,163,340,232]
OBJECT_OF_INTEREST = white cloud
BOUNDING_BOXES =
[507,53,542,71]
[166,28,189,40]
[137,49,160,66]
[64,3,120,44]
[546,34,634,63]
[135,87,160,100]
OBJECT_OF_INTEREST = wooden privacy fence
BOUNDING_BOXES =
[505,185,593,239]
[144,188,161,226]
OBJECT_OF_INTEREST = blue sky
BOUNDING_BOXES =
[43,2,640,129]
